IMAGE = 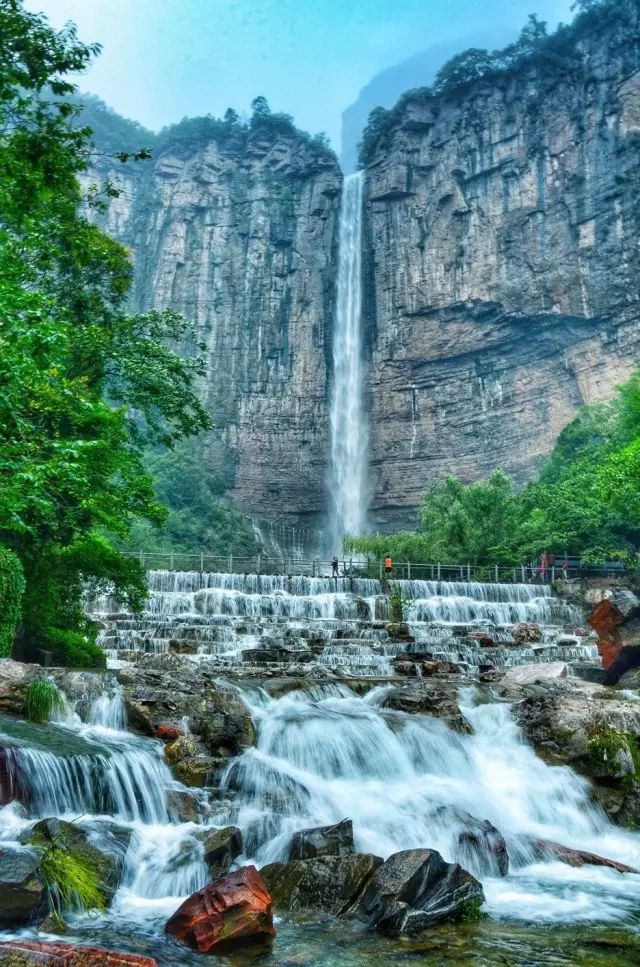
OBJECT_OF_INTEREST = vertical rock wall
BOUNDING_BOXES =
[363,1,640,528]
[90,128,341,530]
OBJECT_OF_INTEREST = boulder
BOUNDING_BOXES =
[288,819,354,860]
[502,662,567,685]
[0,745,26,806]
[381,682,472,734]
[466,632,495,648]
[451,813,509,877]
[589,593,640,669]
[422,661,461,676]
[393,661,420,677]
[357,848,484,935]
[0,659,36,715]
[165,865,275,953]
[198,826,243,879]
[20,818,126,903]
[261,853,381,916]
[514,689,640,778]
[166,788,201,824]
[0,848,47,926]
[0,941,157,965]
[155,723,184,742]
[509,623,543,644]
[117,657,256,756]
[528,838,638,873]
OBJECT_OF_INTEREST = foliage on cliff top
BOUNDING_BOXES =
[156,96,336,164]
[346,367,640,566]
[0,0,210,663]
[358,0,630,165]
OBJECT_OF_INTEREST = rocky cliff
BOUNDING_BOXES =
[88,119,341,532]
[362,0,640,528]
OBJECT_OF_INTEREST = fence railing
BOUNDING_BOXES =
[122,551,627,583]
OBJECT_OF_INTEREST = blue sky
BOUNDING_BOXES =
[26,0,574,147]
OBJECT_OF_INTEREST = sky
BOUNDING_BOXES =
[25,0,574,149]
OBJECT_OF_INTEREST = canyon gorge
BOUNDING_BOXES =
[87,0,640,540]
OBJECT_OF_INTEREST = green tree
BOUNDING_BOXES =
[0,0,210,663]
[433,49,497,93]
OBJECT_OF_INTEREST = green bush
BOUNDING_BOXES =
[24,679,64,724]
[0,546,25,657]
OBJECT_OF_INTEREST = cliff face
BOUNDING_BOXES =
[90,126,341,529]
[363,1,640,528]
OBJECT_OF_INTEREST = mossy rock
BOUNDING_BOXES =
[261,853,382,916]
[20,819,123,903]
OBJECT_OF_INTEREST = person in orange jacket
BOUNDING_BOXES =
[384,554,393,576]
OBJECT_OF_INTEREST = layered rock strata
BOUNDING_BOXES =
[362,0,640,527]
[88,125,341,528]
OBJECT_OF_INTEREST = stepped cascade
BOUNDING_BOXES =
[329,170,368,547]
[91,570,597,676]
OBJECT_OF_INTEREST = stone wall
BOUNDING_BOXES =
[363,0,640,528]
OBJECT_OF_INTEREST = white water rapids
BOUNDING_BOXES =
[2,677,640,938]
[329,170,368,547]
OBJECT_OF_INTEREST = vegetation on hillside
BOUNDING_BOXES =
[358,0,627,164]
[346,368,640,567]
[126,441,260,557]
[0,0,211,664]
[155,95,335,161]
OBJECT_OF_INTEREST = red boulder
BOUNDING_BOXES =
[530,838,638,874]
[165,865,275,952]
[0,941,157,966]
[155,723,184,742]
[589,599,626,669]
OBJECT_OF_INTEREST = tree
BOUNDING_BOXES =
[433,49,497,93]
[0,0,211,663]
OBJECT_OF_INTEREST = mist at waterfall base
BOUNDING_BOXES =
[329,171,368,552]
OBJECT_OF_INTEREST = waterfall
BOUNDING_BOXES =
[329,170,367,548]
[224,685,640,923]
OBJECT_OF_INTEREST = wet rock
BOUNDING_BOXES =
[0,659,37,715]
[288,819,354,860]
[357,848,484,935]
[386,622,413,640]
[261,853,381,915]
[393,660,420,677]
[479,669,505,683]
[528,838,639,873]
[0,848,47,926]
[155,723,184,742]
[457,818,509,877]
[381,681,472,734]
[171,755,227,788]
[589,593,640,670]
[0,940,157,965]
[198,826,243,879]
[509,623,543,644]
[515,689,640,778]
[467,632,495,648]
[502,662,567,684]
[422,661,461,676]
[117,656,256,756]
[165,865,275,953]
[166,788,201,824]
[0,746,26,806]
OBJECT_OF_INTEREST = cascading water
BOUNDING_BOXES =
[329,170,367,549]
[224,684,640,924]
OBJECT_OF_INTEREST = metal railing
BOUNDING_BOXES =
[122,551,627,583]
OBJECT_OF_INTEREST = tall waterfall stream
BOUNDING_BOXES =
[329,170,367,547]
[2,573,640,963]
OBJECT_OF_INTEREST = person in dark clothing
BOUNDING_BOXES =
[331,555,339,578]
